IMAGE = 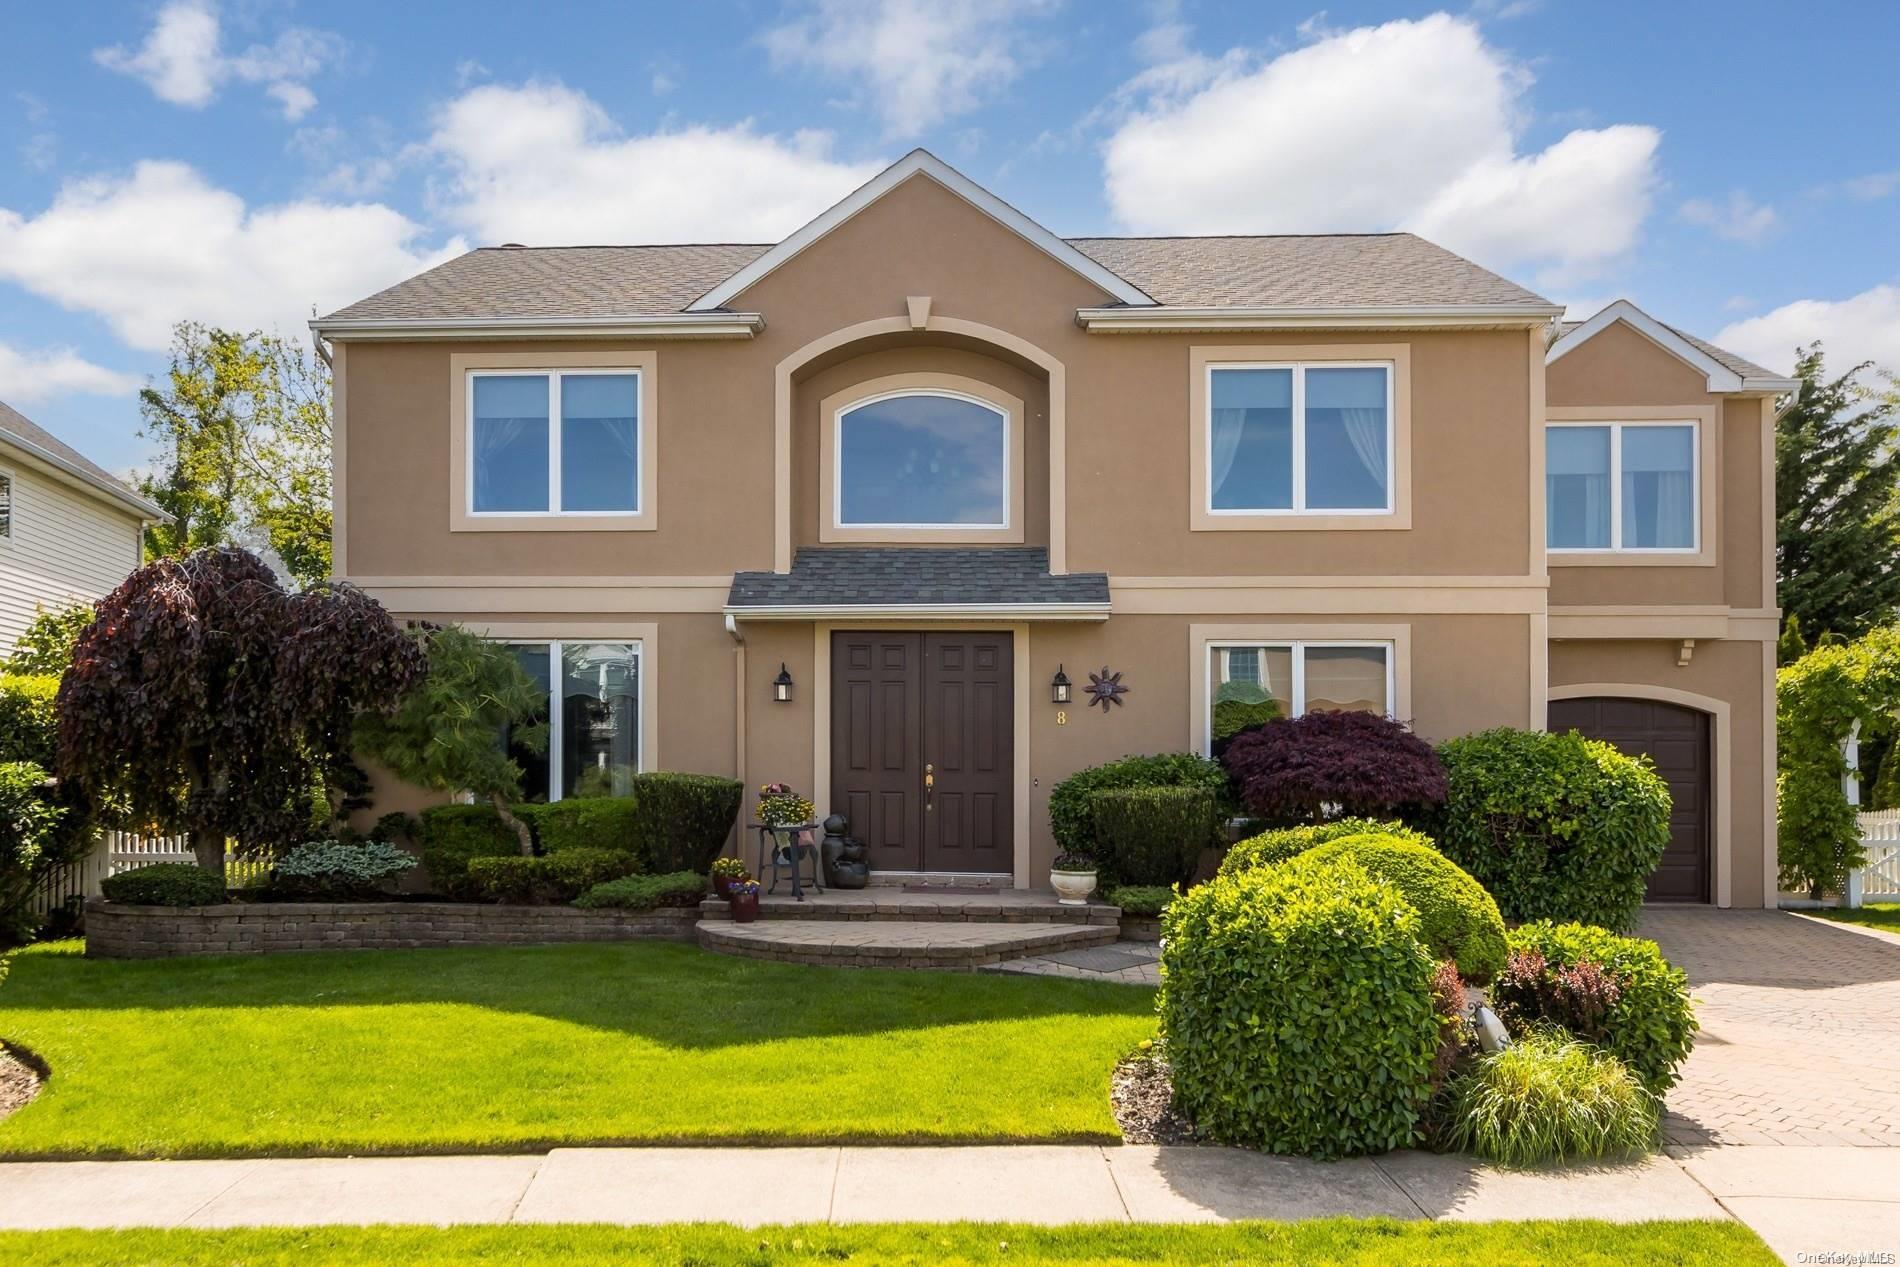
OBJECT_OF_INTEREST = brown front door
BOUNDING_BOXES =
[1549,696,1711,903]
[831,631,1013,874]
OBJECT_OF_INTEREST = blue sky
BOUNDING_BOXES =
[4,0,1897,473]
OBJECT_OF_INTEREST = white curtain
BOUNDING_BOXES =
[1337,407,1386,490]
[474,416,530,505]
[1210,409,1247,499]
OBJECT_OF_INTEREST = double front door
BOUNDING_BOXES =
[830,631,1014,875]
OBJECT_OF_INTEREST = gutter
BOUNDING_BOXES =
[724,601,1112,622]
[1076,303,1566,333]
[308,312,764,341]
[0,427,170,522]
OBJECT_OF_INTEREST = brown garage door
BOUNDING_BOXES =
[1548,696,1711,904]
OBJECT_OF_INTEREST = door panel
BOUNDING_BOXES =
[830,633,923,871]
[922,632,1014,874]
[1549,696,1711,903]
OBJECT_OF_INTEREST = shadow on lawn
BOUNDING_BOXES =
[0,941,1156,1053]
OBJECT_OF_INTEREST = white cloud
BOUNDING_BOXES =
[1679,191,1778,244]
[1101,14,1660,285]
[0,343,140,404]
[763,0,1057,138]
[0,160,459,351]
[1845,170,1900,201]
[94,0,341,121]
[429,81,881,244]
[1714,285,1900,379]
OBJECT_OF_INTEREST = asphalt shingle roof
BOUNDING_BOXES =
[1555,316,1785,383]
[0,399,161,516]
[728,547,1109,609]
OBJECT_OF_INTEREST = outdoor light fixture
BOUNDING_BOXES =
[1051,664,1072,705]
[773,663,794,703]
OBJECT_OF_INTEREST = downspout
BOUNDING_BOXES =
[725,613,747,852]
[311,332,333,369]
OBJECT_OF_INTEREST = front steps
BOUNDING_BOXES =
[696,888,1118,927]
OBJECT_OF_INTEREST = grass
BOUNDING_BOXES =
[0,1220,1776,1266]
[0,940,1154,1158]
[1437,1031,1660,1167]
[1811,902,1900,935]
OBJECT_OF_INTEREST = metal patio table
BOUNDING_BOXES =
[750,821,824,899]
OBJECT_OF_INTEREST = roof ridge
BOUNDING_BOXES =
[1065,231,1420,242]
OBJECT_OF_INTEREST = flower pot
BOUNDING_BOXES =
[729,892,761,923]
[712,874,734,900]
[1050,869,1097,906]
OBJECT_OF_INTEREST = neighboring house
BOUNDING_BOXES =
[314,150,1790,908]
[0,401,166,659]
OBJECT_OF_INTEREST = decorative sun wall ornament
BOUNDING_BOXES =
[1086,666,1129,712]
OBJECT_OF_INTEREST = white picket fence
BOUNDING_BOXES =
[28,830,271,921]
[1851,809,1900,905]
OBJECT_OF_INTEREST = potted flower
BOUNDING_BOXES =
[758,782,815,828]
[727,877,762,923]
[710,856,750,899]
[1050,851,1098,906]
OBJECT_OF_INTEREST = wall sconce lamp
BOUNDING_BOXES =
[773,663,795,703]
[1051,664,1072,705]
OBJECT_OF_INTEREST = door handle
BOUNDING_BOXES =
[924,763,934,811]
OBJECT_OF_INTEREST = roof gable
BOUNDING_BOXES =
[1548,300,1796,394]
[0,400,166,520]
[688,150,1155,312]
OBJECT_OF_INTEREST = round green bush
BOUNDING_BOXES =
[1088,785,1219,886]
[1438,1030,1660,1166]
[0,674,58,767]
[100,863,225,907]
[1301,833,1508,983]
[1428,728,1670,931]
[1048,752,1228,858]
[1219,817,1432,876]
[1160,855,1439,1158]
[1492,922,1698,1094]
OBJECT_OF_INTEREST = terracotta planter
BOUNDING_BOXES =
[729,892,761,923]
[1050,869,1098,906]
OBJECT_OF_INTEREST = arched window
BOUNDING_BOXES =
[834,389,1010,529]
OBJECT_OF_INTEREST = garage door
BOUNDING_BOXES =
[1548,696,1711,904]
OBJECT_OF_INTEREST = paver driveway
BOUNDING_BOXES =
[1640,907,1900,1146]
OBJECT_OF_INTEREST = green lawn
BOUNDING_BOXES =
[0,1221,1775,1266]
[1812,902,1900,935]
[0,941,1154,1158]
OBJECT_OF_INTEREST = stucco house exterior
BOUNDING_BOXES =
[314,150,1790,908]
[0,401,165,659]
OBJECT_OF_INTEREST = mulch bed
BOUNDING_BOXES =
[0,1046,41,1122]
[1111,1051,1198,1145]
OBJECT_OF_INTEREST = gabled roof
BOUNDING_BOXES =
[728,547,1110,620]
[1548,300,1797,394]
[688,150,1155,312]
[0,400,167,521]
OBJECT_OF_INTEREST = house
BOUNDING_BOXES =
[0,401,166,659]
[314,150,1789,908]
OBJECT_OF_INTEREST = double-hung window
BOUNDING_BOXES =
[1208,362,1393,514]
[1206,641,1393,748]
[501,640,643,801]
[1546,421,1697,552]
[469,370,641,517]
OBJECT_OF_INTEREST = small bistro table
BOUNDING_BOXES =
[750,821,824,900]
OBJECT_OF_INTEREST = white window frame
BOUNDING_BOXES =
[0,465,13,541]
[1203,638,1395,753]
[1546,419,1700,554]
[505,637,645,802]
[832,387,1012,531]
[1205,361,1395,517]
[466,368,644,519]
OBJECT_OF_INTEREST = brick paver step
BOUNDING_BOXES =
[695,917,1118,970]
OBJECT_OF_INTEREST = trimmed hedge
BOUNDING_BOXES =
[1300,832,1508,982]
[100,862,225,907]
[518,798,647,864]
[1219,817,1432,876]
[1088,785,1220,886]
[574,870,707,911]
[1160,854,1439,1158]
[465,847,641,904]
[417,804,520,898]
[1491,921,1698,1095]
[629,772,743,873]
[1102,884,1174,917]
[0,674,57,767]
[1048,752,1228,859]
[1428,728,1671,931]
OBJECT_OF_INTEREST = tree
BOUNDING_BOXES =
[3,603,96,677]
[55,548,424,877]
[1777,344,1900,640]
[353,625,549,857]
[0,762,93,945]
[1221,710,1449,825]
[1777,613,1808,667]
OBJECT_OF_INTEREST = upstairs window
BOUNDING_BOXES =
[469,371,640,516]
[0,470,11,538]
[1547,421,1696,552]
[1208,363,1392,514]
[835,389,1008,529]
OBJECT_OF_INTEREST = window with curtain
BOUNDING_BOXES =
[1207,642,1391,749]
[1209,363,1390,512]
[469,371,640,515]
[837,390,1008,527]
[502,640,642,801]
[1546,422,1695,551]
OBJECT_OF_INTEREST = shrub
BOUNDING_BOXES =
[1428,728,1670,930]
[0,674,58,766]
[465,847,639,904]
[1300,832,1508,982]
[518,797,648,864]
[1219,817,1434,875]
[1048,753,1229,858]
[271,839,418,898]
[1491,922,1697,1094]
[1160,855,1439,1158]
[1222,711,1447,824]
[1210,680,1281,752]
[417,804,519,898]
[1102,884,1174,917]
[574,870,707,911]
[0,761,95,943]
[1438,1031,1660,1166]
[101,862,225,907]
[1428,960,1474,1095]
[630,773,744,873]
[1088,786,1220,886]
[4,603,94,676]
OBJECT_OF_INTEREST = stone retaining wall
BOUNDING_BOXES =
[1118,915,1162,942]
[85,899,699,959]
